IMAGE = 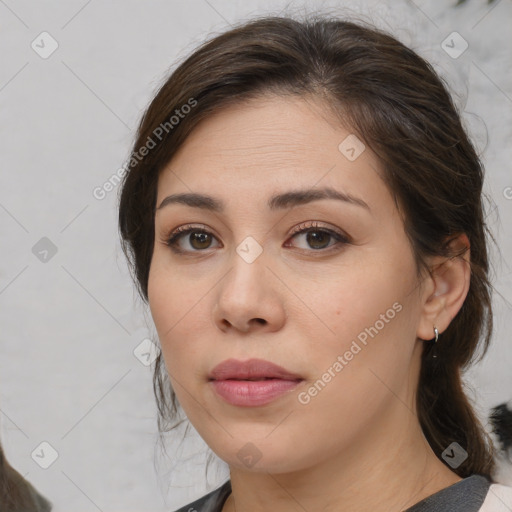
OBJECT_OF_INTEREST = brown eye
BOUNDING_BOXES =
[287,222,349,252]
[304,230,332,250]
[188,231,213,250]
[165,226,221,253]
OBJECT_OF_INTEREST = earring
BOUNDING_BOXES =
[432,325,439,359]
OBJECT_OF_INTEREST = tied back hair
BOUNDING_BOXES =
[118,13,498,479]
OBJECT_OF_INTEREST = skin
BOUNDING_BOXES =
[148,94,471,512]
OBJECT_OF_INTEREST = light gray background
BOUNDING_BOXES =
[0,0,511,511]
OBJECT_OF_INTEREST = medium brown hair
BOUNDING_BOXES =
[0,443,52,511]
[118,14,497,478]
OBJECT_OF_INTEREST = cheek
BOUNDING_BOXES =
[147,266,173,335]
[147,263,185,363]
[304,256,418,378]
[295,290,417,441]
[147,261,209,376]
[313,268,400,335]
[148,254,194,333]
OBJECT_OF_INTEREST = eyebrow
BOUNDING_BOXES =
[156,186,370,212]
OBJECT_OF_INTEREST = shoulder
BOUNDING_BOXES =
[478,482,512,511]
[173,480,232,512]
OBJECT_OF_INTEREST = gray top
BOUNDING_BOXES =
[173,474,492,512]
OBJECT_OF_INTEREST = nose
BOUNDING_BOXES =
[212,252,287,334]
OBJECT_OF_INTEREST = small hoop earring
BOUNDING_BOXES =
[431,326,439,359]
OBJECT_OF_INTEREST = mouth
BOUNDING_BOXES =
[208,358,303,381]
[224,377,284,380]
[208,358,304,407]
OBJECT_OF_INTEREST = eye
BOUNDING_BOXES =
[162,221,350,255]
[163,224,221,253]
[285,221,349,251]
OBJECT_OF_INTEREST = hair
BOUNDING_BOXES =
[118,13,498,478]
[0,442,52,511]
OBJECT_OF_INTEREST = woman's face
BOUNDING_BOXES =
[148,95,431,473]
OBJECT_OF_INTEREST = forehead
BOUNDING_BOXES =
[168,94,346,165]
[156,95,387,211]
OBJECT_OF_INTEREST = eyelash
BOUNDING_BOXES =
[161,221,350,255]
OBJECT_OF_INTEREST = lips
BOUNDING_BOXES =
[209,358,303,381]
[208,358,304,407]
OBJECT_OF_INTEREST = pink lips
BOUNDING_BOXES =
[209,358,303,407]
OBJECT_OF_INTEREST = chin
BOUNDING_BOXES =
[207,433,323,475]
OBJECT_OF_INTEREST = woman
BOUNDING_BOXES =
[118,14,512,512]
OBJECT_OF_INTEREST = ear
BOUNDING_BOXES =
[416,233,471,341]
